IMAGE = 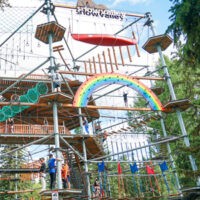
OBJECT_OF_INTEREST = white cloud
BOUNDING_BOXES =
[111,0,150,8]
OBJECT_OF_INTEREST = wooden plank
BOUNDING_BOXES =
[126,46,132,62]
[58,71,164,80]
[98,53,103,73]
[102,51,108,72]
[119,46,125,66]
[88,59,92,73]
[84,61,88,80]
[132,31,140,57]
[0,190,34,194]
[92,56,97,74]
[0,101,154,111]
[107,48,113,72]
[54,4,146,18]
[112,47,119,70]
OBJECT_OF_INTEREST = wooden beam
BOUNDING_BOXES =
[58,71,164,80]
[102,51,108,72]
[112,47,119,70]
[119,46,125,66]
[126,46,132,62]
[88,58,92,73]
[0,190,34,194]
[84,61,88,80]
[107,48,114,72]
[0,102,153,111]
[54,4,146,18]
[132,31,141,57]
[92,56,97,74]
[98,53,103,73]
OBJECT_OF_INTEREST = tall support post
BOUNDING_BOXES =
[160,116,182,193]
[15,150,18,200]
[147,64,182,192]
[82,139,91,199]
[146,12,200,186]
[78,108,91,199]
[46,0,62,189]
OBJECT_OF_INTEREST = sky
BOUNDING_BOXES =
[57,0,174,35]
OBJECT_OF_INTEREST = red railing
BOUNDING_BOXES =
[0,124,71,135]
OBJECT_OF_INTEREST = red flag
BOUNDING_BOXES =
[118,162,122,174]
[146,165,155,175]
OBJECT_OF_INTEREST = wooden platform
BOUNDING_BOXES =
[40,188,82,200]
[0,189,34,194]
[151,87,164,95]
[35,21,66,44]
[142,34,173,54]
[0,133,104,159]
[163,99,191,113]
[0,168,39,173]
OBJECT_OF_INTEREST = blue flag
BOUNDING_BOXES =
[98,161,105,172]
[159,161,168,172]
[130,163,138,173]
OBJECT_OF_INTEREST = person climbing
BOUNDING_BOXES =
[52,72,61,92]
[102,130,109,143]
[83,117,89,134]
[94,121,101,134]
[43,117,48,133]
[8,118,14,133]
[123,91,128,107]
[93,177,100,197]
[39,157,46,191]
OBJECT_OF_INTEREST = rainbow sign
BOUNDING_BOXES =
[73,73,164,111]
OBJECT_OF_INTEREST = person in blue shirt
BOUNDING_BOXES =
[83,117,89,134]
[48,154,56,190]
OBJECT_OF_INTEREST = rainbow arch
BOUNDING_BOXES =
[73,73,164,111]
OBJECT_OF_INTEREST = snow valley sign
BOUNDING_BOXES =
[76,7,125,20]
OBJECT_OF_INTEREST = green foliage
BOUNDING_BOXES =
[0,0,10,9]
[0,145,41,199]
[167,0,200,68]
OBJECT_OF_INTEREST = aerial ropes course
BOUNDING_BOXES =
[0,0,199,199]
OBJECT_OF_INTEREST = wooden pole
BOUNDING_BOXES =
[112,47,118,70]
[84,61,88,80]
[88,59,92,73]
[107,48,114,72]
[98,53,103,73]
[93,56,97,74]
[132,32,140,57]
[119,46,125,66]
[53,45,71,71]
[126,46,132,62]
[102,51,108,72]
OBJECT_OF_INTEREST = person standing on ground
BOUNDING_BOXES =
[39,157,46,191]
[61,164,67,189]
[65,162,71,189]
[48,154,57,190]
